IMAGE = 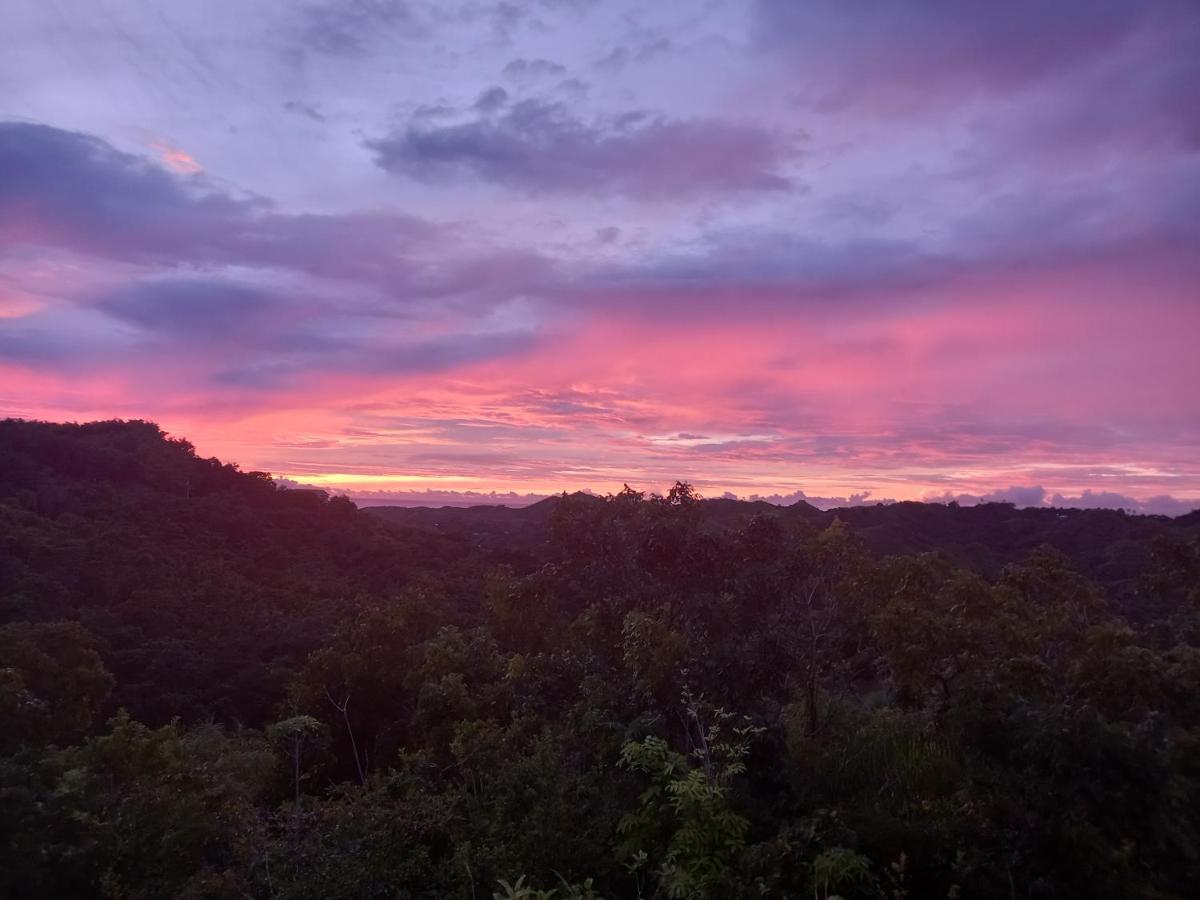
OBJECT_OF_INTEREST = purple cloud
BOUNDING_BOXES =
[1050,490,1198,518]
[755,0,1191,111]
[0,122,558,389]
[743,489,893,510]
[0,121,552,305]
[0,122,258,264]
[212,326,540,390]
[97,279,282,339]
[979,485,1048,507]
[367,98,796,197]
[926,486,1198,518]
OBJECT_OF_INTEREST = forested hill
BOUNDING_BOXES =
[3,418,1200,899]
[0,417,483,725]
[369,491,1199,591]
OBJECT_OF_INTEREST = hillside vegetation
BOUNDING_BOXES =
[2,419,1199,899]
[370,491,1196,594]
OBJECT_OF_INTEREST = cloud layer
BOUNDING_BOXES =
[1,0,1198,511]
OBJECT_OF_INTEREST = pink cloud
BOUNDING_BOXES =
[150,140,203,174]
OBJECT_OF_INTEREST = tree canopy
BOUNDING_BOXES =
[2,418,1199,898]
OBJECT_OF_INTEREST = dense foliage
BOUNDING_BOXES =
[2,419,1199,898]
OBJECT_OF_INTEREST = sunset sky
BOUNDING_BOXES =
[2,0,1198,511]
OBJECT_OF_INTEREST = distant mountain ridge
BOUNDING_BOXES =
[368,492,1199,592]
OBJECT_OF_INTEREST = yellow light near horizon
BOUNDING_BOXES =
[278,472,479,486]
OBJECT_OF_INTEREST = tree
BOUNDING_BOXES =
[267,715,329,807]
[781,521,873,736]
[617,699,761,899]
[0,621,113,752]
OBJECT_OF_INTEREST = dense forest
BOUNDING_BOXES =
[2,418,1199,899]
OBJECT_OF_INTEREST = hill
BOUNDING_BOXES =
[0,417,483,725]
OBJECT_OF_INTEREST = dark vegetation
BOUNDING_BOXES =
[2,418,1199,899]
[370,494,1186,598]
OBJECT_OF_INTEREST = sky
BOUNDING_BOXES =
[2,0,1198,513]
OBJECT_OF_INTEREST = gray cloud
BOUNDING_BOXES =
[502,57,567,82]
[282,99,327,122]
[293,0,422,58]
[473,86,509,112]
[595,36,671,71]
